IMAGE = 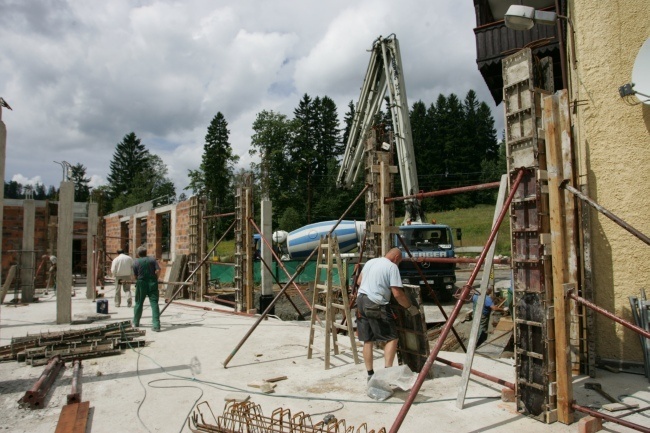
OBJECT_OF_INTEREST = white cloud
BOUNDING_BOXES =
[88,174,105,188]
[11,174,43,187]
[0,0,500,197]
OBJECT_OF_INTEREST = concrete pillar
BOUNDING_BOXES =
[86,202,98,299]
[131,216,137,253]
[259,199,274,314]
[0,116,6,285]
[56,181,74,324]
[20,198,35,302]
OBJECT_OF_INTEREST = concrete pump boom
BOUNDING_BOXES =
[337,34,423,223]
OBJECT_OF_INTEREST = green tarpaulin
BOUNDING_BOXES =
[210,260,356,285]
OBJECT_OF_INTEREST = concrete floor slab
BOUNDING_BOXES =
[0,286,648,432]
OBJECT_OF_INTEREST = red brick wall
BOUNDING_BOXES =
[1,203,89,285]
[101,198,194,284]
[2,206,24,278]
[104,215,122,257]
[175,200,191,257]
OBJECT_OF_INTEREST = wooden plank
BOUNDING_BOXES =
[456,174,508,409]
[0,265,16,303]
[556,90,581,375]
[164,254,187,300]
[54,401,90,433]
[380,160,393,255]
[544,92,574,424]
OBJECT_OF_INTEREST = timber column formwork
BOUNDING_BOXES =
[187,196,207,300]
[503,48,557,423]
[364,128,397,258]
[234,176,254,312]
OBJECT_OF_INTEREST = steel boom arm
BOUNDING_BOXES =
[336,35,422,222]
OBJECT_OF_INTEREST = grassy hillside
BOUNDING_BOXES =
[210,204,511,257]
[422,204,511,256]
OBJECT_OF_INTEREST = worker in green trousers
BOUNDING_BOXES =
[132,247,161,332]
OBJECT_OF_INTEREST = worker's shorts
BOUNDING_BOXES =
[356,293,398,342]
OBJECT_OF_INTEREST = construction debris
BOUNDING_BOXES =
[0,320,147,365]
[265,375,287,383]
[18,355,64,409]
[247,380,277,394]
[223,393,250,403]
[188,401,386,433]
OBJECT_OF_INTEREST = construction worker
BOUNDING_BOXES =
[46,255,57,290]
[472,286,507,347]
[111,249,134,307]
[132,247,161,332]
[356,248,419,381]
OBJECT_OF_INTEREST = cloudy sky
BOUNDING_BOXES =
[0,0,502,195]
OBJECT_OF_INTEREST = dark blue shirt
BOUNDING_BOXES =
[133,256,160,280]
[472,293,494,317]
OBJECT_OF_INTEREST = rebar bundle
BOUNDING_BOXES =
[188,401,386,433]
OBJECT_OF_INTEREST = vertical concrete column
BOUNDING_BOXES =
[0,116,6,285]
[259,200,274,313]
[86,202,98,299]
[170,207,176,262]
[20,198,35,302]
[131,216,137,253]
[57,181,74,324]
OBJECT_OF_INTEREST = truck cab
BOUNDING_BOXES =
[395,223,456,301]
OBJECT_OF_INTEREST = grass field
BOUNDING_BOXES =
[422,204,512,256]
[210,204,512,258]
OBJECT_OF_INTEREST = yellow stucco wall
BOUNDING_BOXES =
[571,0,650,361]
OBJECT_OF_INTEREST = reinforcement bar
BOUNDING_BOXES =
[389,168,524,433]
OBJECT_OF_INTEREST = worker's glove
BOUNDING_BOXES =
[407,305,420,316]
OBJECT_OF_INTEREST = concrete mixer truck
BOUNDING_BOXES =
[272,220,366,261]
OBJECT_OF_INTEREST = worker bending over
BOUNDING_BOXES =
[356,248,419,381]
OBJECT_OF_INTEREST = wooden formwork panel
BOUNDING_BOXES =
[393,284,434,379]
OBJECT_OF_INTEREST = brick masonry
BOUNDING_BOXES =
[1,201,87,288]
[0,198,197,289]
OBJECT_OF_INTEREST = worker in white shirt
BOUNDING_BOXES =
[111,249,134,307]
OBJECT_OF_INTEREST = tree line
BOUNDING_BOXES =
[4,163,93,202]
[240,90,504,231]
[4,89,504,232]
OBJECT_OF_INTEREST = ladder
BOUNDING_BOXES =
[307,235,359,369]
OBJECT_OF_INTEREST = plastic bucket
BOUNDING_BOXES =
[97,299,109,314]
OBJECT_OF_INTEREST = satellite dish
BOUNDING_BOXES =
[632,37,650,105]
